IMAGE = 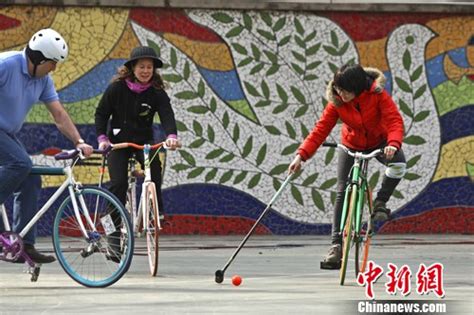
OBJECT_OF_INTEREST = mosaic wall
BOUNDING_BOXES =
[1,7,473,235]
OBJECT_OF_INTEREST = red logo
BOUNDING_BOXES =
[416,263,445,298]
[385,263,412,296]
[357,261,384,299]
[357,261,445,299]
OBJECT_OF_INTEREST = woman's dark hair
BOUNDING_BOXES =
[111,65,167,90]
[333,63,371,96]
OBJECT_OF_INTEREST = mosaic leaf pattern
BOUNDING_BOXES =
[130,11,439,224]
[3,8,469,235]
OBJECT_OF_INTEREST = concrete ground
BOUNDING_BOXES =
[0,234,473,314]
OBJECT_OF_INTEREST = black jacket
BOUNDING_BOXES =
[95,80,177,144]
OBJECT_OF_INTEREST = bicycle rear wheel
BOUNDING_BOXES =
[144,182,159,276]
[339,185,357,286]
[52,187,134,288]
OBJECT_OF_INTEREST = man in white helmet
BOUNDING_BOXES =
[0,28,93,263]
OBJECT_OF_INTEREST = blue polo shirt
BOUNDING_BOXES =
[0,50,59,134]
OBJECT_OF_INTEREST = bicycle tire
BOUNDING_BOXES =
[339,184,357,286]
[144,182,159,276]
[354,187,364,277]
[355,187,374,275]
[355,234,371,274]
[52,187,134,288]
[355,212,373,275]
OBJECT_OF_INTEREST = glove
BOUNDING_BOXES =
[384,145,397,160]
[97,134,111,151]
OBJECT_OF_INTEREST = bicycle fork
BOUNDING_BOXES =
[72,185,109,258]
[138,184,162,234]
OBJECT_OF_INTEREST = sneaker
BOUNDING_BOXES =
[372,200,391,222]
[106,252,121,264]
[15,244,56,264]
[158,214,172,227]
[323,244,342,263]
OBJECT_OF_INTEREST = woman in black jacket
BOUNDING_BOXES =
[95,46,180,218]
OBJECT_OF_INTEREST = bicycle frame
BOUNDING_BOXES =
[323,142,382,285]
[109,141,167,276]
[1,163,98,248]
[339,154,373,236]
[111,143,164,234]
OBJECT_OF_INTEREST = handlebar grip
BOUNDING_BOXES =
[54,149,79,160]
[112,143,132,150]
[93,146,112,156]
[322,142,337,147]
[54,147,111,161]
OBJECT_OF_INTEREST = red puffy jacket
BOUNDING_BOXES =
[298,71,404,161]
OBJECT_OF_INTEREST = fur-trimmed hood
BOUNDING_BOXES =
[326,67,387,107]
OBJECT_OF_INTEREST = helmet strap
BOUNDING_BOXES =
[32,64,38,77]
[26,46,47,64]
[26,46,49,77]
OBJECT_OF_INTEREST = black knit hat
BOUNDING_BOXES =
[124,46,163,69]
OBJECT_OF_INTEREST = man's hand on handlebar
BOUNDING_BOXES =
[76,142,94,157]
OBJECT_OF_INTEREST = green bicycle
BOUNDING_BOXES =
[322,142,383,286]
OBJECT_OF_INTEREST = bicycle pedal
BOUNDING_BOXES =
[30,266,41,282]
[24,264,41,282]
[320,260,341,270]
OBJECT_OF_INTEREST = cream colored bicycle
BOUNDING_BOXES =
[101,142,177,276]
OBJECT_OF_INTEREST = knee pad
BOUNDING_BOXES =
[385,162,406,179]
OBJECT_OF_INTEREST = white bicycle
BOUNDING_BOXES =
[0,149,134,287]
[100,142,177,276]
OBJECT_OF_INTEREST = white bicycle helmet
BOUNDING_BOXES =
[27,28,68,64]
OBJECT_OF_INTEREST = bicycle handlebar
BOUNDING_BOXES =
[111,141,182,151]
[54,148,110,161]
[322,142,383,159]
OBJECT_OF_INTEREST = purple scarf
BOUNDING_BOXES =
[126,79,152,93]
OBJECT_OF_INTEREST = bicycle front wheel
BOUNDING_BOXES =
[144,182,159,276]
[52,187,134,288]
[355,188,374,275]
[340,184,357,286]
[355,214,373,275]
[355,232,371,275]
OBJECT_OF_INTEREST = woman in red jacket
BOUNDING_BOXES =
[288,64,407,266]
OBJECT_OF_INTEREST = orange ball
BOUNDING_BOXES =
[232,275,242,286]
